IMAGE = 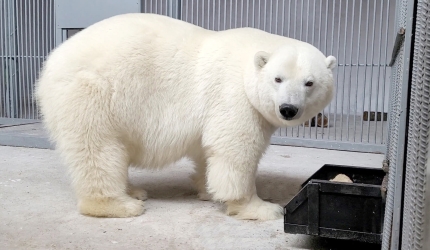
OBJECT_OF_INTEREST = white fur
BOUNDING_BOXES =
[35,13,336,220]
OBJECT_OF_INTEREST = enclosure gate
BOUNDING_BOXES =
[0,0,397,153]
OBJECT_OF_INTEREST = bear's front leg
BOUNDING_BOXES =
[205,154,283,221]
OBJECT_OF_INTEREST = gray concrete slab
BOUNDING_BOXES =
[0,145,384,250]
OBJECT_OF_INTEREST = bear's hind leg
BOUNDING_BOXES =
[190,154,212,201]
[67,142,145,218]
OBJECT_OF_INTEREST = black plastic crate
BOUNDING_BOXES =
[284,164,386,244]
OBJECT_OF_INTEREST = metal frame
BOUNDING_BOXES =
[390,0,415,247]
[271,136,385,154]
[381,0,416,249]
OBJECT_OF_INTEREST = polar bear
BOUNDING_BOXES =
[35,13,336,220]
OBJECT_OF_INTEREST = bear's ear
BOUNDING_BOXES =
[254,51,270,69]
[325,55,337,70]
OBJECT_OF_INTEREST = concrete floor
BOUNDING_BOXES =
[0,144,384,250]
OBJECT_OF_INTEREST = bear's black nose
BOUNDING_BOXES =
[279,104,298,120]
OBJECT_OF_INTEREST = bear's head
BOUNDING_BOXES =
[247,45,336,127]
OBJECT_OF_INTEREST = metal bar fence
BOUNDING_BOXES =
[163,0,394,151]
[0,0,395,152]
[0,0,55,120]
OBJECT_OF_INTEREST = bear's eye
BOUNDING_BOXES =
[274,77,282,83]
[305,81,314,87]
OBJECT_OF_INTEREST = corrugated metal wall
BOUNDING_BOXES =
[0,0,396,153]
[401,0,430,248]
[0,0,55,119]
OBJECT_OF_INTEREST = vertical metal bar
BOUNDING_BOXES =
[235,0,238,28]
[352,0,362,142]
[6,0,13,117]
[309,0,320,139]
[206,0,209,29]
[366,0,378,143]
[305,0,309,43]
[360,0,371,143]
[199,1,206,28]
[340,0,350,141]
[4,0,8,117]
[183,0,186,20]
[252,0,255,28]
[13,0,18,118]
[334,0,341,140]
[30,0,36,117]
[36,0,41,118]
[269,0,272,33]
[288,0,293,136]
[241,0,244,28]
[24,0,31,119]
[229,0,232,29]
[223,0,226,30]
[0,0,4,117]
[345,0,356,142]
[286,0,290,36]
[212,0,216,30]
[293,0,298,137]
[380,0,391,144]
[196,0,198,26]
[5,0,11,117]
[309,0,316,139]
[374,0,385,144]
[328,0,336,140]
[257,0,260,29]
[274,0,278,34]
[263,0,267,32]
[155,0,158,13]
[302,0,310,139]
[48,0,52,60]
[246,0,249,27]
[14,0,21,118]
[311,0,316,52]
[218,0,221,31]
[160,0,163,15]
[40,0,46,119]
[280,0,284,36]
[5,0,10,117]
[299,0,303,40]
[18,0,24,118]
[321,0,329,139]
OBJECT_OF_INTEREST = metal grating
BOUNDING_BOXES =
[0,0,55,119]
[381,0,411,248]
[402,0,430,248]
[141,0,395,152]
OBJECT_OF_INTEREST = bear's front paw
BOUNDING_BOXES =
[226,196,283,221]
